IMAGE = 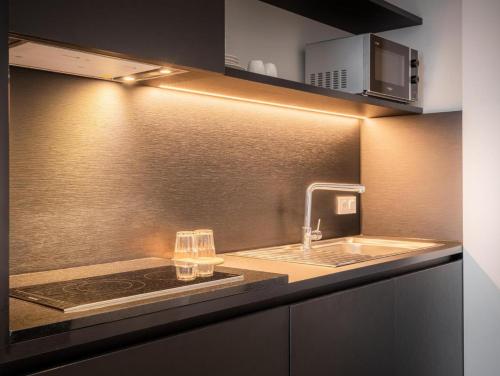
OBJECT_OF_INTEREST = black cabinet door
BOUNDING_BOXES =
[9,0,224,73]
[394,260,463,376]
[33,307,289,376]
[0,0,8,351]
[290,280,395,376]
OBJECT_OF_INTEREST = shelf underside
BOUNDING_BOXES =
[259,0,422,34]
[146,67,422,119]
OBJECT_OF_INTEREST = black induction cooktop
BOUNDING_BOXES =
[10,266,244,313]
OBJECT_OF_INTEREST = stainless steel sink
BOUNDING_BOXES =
[230,237,441,268]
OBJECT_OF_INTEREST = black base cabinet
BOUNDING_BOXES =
[395,261,463,376]
[28,261,462,376]
[290,279,395,376]
[290,260,463,376]
[33,307,290,376]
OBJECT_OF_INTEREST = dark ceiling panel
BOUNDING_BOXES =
[259,0,422,34]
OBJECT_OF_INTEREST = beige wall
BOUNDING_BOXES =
[361,112,462,241]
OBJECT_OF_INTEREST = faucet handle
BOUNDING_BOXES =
[311,218,323,241]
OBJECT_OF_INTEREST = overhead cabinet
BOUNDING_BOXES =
[9,0,225,73]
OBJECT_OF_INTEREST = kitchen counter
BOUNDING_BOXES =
[2,236,462,370]
[223,236,462,282]
[9,258,287,340]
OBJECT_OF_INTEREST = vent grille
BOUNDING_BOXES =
[333,70,339,90]
[310,73,316,86]
[341,69,347,89]
[325,71,331,89]
[309,69,347,91]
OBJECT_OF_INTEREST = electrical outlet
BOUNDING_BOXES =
[336,196,357,215]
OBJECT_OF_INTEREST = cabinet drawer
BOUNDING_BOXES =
[290,280,395,376]
[34,307,289,376]
[395,260,463,376]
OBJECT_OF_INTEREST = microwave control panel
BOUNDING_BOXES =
[410,48,419,102]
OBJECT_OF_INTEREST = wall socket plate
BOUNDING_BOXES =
[336,195,357,215]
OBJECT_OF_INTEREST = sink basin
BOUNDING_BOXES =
[230,237,441,268]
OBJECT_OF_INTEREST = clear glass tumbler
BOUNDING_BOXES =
[173,231,198,281]
[194,229,216,277]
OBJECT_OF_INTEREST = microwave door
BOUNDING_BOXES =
[369,35,410,101]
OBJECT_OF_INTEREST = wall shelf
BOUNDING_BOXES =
[224,68,423,118]
[259,0,422,34]
[150,67,422,119]
[151,67,424,118]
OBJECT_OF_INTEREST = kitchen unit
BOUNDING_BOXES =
[1,1,464,376]
[4,241,462,376]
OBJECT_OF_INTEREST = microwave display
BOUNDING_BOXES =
[375,47,406,87]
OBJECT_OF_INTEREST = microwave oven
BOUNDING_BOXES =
[305,34,419,103]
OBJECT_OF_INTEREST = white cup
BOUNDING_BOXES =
[248,60,265,74]
[264,63,278,77]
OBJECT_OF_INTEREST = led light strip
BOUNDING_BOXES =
[158,85,366,120]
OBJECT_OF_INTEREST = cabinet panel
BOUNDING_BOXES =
[395,260,463,376]
[0,0,9,350]
[33,307,289,376]
[290,280,395,376]
[9,0,224,73]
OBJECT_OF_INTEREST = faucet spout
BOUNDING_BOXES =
[302,182,365,251]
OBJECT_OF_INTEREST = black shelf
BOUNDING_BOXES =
[260,0,422,34]
[150,67,422,118]
[222,68,422,118]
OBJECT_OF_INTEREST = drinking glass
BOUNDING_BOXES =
[173,231,197,281]
[194,229,216,277]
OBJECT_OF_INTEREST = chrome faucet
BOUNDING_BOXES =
[302,182,365,251]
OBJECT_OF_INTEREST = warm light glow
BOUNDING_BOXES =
[122,76,136,82]
[157,85,366,120]
[160,68,172,74]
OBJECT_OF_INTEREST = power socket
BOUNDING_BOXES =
[336,196,357,215]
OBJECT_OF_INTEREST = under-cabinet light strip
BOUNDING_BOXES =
[158,85,366,120]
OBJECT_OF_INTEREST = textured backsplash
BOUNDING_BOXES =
[9,67,360,274]
[361,112,462,241]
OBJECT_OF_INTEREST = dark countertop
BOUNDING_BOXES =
[1,236,462,368]
[9,258,287,340]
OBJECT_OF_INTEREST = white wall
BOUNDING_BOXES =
[226,0,462,113]
[226,0,462,112]
[225,0,349,82]
[463,1,500,374]
[381,0,462,113]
